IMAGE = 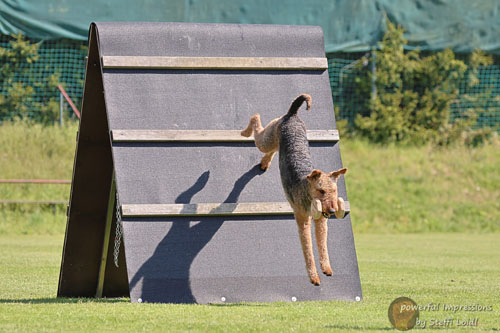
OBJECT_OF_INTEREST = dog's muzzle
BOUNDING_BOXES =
[312,198,346,219]
[312,199,345,219]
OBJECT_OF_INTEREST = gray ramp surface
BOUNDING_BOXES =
[59,21,362,304]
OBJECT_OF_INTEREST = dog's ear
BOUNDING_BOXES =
[306,169,322,182]
[328,167,347,181]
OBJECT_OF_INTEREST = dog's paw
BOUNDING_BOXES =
[240,128,252,137]
[260,162,270,171]
[322,267,333,276]
[310,275,321,286]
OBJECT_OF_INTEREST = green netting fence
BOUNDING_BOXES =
[328,52,500,130]
[1,34,499,130]
[0,35,86,122]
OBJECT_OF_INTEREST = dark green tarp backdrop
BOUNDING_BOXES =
[1,0,500,54]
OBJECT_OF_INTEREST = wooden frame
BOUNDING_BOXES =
[121,201,350,217]
[102,56,328,70]
[95,174,116,298]
[111,129,339,143]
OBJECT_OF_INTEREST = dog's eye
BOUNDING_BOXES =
[318,189,325,195]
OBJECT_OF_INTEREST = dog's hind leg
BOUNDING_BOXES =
[296,214,320,286]
[241,114,262,137]
[242,114,280,151]
[260,151,276,171]
[242,114,280,170]
[314,217,333,276]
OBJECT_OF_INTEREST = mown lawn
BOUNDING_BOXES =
[0,233,498,331]
[1,121,499,234]
[1,122,499,331]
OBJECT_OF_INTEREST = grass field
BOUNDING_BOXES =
[0,233,498,331]
[1,122,499,331]
[1,121,499,234]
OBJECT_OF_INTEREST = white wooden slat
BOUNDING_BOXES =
[121,201,350,217]
[102,56,328,70]
[111,129,339,142]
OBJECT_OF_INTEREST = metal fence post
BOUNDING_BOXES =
[370,46,377,103]
[59,91,64,127]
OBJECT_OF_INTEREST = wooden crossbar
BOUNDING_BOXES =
[0,179,71,184]
[121,201,350,218]
[111,129,339,143]
[0,200,67,205]
[102,56,328,70]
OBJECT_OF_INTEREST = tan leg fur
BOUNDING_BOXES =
[241,114,280,170]
[314,217,333,276]
[295,211,320,285]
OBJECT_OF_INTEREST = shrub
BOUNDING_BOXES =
[0,33,61,124]
[349,18,495,145]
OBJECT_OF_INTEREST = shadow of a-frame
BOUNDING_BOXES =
[129,165,265,303]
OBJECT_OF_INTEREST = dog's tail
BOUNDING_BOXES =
[287,94,312,116]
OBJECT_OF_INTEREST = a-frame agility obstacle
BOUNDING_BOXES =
[58,22,362,303]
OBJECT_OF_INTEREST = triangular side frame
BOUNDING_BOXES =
[58,25,129,298]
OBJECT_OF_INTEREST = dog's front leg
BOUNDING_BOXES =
[314,217,333,276]
[296,214,320,286]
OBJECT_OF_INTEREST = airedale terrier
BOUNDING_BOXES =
[241,94,347,286]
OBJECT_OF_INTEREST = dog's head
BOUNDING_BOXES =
[306,167,347,219]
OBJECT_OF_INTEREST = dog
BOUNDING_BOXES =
[241,94,347,286]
